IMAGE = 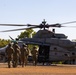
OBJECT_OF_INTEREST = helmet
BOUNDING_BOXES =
[33,46,37,49]
[15,42,18,44]
[15,44,18,47]
[23,43,27,47]
[8,43,12,46]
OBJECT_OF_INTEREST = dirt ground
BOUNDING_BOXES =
[0,63,76,75]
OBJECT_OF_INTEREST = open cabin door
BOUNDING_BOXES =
[38,45,50,63]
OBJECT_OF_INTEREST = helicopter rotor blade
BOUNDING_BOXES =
[61,21,76,25]
[27,24,39,26]
[59,21,76,28]
[0,24,39,27]
[0,24,28,26]
[0,26,39,32]
[60,26,76,27]
[46,23,61,28]
[48,21,76,28]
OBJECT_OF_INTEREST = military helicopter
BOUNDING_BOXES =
[0,19,76,64]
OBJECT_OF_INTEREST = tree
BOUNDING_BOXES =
[17,29,36,39]
[0,39,10,48]
[17,29,36,50]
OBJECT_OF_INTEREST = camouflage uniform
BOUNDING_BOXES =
[20,44,29,67]
[6,43,14,68]
[13,43,20,68]
[31,46,38,66]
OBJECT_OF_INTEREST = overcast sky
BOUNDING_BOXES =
[0,0,76,40]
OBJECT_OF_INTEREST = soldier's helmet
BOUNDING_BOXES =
[23,43,27,47]
[33,46,37,49]
[15,44,18,47]
[14,41,18,44]
[8,43,12,46]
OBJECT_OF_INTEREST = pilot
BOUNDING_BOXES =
[6,43,14,68]
[20,43,29,67]
[31,46,38,66]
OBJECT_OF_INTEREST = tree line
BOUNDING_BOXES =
[0,29,36,48]
[0,39,10,48]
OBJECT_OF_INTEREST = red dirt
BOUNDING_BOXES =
[0,63,76,75]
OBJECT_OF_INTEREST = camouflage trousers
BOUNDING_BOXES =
[12,57,19,68]
[21,56,27,67]
[7,57,13,68]
[32,55,37,66]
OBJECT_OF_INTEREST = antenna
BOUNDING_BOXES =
[42,19,46,30]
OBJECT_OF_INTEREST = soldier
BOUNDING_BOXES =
[13,42,21,68]
[6,43,14,68]
[20,43,29,67]
[31,46,38,66]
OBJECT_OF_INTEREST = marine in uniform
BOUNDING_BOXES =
[13,42,20,68]
[20,43,29,67]
[6,43,14,68]
[31,46,38,66]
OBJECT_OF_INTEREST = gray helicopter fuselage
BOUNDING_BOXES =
[21,29,76,64]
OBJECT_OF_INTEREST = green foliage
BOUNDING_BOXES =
[0,39,10,48]
[52,61,63,64]
[17,29,36,39]
[58,61,63,64]
[17,29,36,50]
[0,29,36,48]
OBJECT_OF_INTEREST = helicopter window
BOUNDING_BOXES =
[54,47,57,50]
[72,53,75,55]
[64,54,68,56]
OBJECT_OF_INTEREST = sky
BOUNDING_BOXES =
[0,0,76,40]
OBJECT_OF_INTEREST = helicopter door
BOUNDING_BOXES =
[38,45,50,63]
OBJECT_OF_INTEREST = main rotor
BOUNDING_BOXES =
[34,19,61,30]
[0,19,76,32]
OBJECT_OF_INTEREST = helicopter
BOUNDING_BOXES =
[0,19,76,64]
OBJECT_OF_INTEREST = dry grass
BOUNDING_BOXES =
[0,63,76,75]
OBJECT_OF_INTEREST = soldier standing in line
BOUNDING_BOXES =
[20,43,29,67]
[31,46,38,66]
[6,43,14,68]
[13,42,21,68]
